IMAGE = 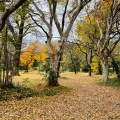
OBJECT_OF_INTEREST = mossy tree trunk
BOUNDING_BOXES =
[48,54,59,87]
[12,21,24,76]
[12,50,21,76]
[1,26,13,89]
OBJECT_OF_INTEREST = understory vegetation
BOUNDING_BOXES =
[0,85,71,101]
[98,77,120,88]
[0,72,71,101]
[1,71,120,102]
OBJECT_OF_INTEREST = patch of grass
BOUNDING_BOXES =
[0,85,71,101]
[98,78,120,88]
[0,86,39,101]
[39,86,71,97]
[15,86,39,100]
[22,78,29,84]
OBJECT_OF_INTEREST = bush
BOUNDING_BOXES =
[82,65,89,72]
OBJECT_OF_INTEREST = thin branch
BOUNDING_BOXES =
[52,0,63,36]
[67,0,78,20]
[62,0,69,32]
[29,13,49,37]
[32,1,50,29]
[65,0,91,38]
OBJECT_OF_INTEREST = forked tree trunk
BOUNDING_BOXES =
[101,60,109,81]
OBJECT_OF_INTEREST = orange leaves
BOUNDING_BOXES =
[20,41,48,68]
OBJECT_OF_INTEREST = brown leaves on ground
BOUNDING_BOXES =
[0,72,120,120]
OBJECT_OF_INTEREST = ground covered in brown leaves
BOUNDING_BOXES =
[0,72,120,120]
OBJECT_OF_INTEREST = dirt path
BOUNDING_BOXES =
[0,73,120,120]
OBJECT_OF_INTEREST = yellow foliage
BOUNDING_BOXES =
[20,41,48,68]
[91,56,100,73]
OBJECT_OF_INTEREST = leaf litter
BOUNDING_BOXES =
[0,72,120,120]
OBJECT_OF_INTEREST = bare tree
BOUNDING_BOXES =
[30,0,91,86]
[52,0,91,84]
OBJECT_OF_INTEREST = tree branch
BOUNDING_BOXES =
[52,0,63,36]
[0,0,27,31]
[67,0,78,20]
[29,13,49,37]
[62,0,69,32]
[32,1,50,29]
[65,0,91,38]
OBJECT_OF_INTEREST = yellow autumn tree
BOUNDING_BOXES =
[20,41,48,72]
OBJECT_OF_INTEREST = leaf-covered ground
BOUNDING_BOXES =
[0,72,120,120]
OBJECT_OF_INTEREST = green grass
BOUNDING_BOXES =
[0,85,71,101]
[39,86,71,97]
[0,86,39,101]
[98,78,120,88]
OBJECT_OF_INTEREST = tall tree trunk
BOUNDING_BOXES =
[57,52,62,77]
[89,49,93,76]
[12,31,23,76]
[48,71,59,86]
[101,59,109,81]
[12,51,20,76]
[9,20,24,76]
[0,50,2,84]
[48,54,59,87]
[88,64,92,76]
[2,26,10,88]
[85,52,92,76]
[98,61,102,75]
[111,57,120,78]
[4,39,9,87]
